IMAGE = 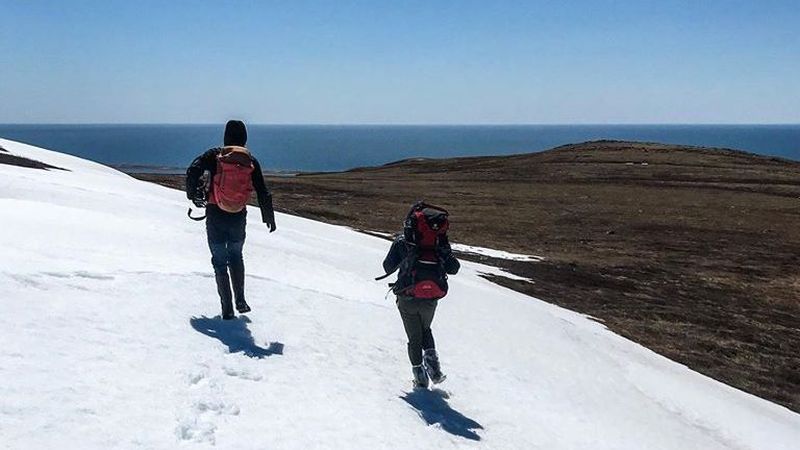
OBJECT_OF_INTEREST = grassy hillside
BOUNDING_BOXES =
[134,140,800,412]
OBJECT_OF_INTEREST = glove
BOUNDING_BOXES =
[265,210,277,233]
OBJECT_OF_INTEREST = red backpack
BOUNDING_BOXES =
[402,202,450,299]
[209,146,254,213]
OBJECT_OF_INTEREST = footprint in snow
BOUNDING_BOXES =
[223,366,264,381]
[175,397,240,444]
[187,371,208,386]
[195,400,240,416]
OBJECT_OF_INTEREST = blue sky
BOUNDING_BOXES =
[1,0,798,124]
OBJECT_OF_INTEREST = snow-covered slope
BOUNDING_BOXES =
[1,137,798,449]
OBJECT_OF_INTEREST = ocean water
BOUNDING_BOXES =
[0,124,798,172]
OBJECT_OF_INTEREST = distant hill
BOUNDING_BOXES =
[355,140,800,195]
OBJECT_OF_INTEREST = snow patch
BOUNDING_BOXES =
[451,243,544,262]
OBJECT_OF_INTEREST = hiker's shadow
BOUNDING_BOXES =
[400,388,483,441]
[190,316,284,359]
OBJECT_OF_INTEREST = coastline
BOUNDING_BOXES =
[2,124,799,172]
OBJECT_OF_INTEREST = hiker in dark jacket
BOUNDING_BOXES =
[186,120,276,320]
[382,204,460,388]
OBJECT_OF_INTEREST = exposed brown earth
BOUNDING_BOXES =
[0,144,67,171]
[132,140,800,412]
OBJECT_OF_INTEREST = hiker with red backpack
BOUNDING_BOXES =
[186,120,277,320]
[380,202,460,388]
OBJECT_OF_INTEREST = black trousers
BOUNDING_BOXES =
[397,296,438,366]
[206,206,246,271]
[206,206,247,304]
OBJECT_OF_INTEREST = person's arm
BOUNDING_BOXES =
[250,157,276,232]
[438,235,460,275]
[382,236,408,274]
[186,148,219,202]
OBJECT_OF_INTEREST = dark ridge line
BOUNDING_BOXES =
[366,140,800,172]
[0,153,68,171]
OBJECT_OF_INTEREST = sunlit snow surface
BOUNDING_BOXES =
[1,137,798,449]
[450,244,543,262]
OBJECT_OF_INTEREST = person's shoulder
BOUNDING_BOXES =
[190,148,220,165]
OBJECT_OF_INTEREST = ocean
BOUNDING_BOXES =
[0,124,798,172]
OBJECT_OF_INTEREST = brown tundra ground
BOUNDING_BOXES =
[133,140,800,413]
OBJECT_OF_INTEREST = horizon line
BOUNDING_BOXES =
[1,122,799,127]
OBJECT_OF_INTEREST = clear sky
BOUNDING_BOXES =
[1,0,798,124]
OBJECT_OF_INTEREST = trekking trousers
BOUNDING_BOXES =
[206,205,247,309]
[397,296,438,366]
[206,205,246,273]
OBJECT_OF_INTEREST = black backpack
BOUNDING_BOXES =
[393,202,451,299]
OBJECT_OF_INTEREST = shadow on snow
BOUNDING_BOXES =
[190,315,284,359]
[400,388,483,441]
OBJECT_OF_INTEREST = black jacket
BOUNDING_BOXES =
[382,235,460,295]
[186,147,275,225]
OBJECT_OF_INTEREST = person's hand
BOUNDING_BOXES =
[266,209,277,232]
[262,202,276,232]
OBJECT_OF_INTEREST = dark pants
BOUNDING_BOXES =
[206,206,247,307]
[397,296,438,366]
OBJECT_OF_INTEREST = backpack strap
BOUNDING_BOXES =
[374,271,394,281]
[187,207,206,221]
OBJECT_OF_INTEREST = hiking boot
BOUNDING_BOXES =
[230,263,251,314]
[423,349,446,384]
[215,270,235,320]
[412,364,429,389]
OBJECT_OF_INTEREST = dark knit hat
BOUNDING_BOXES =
[223,120,247,147]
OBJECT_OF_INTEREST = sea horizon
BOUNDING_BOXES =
[1,123,798,172]
[2,122,799,126]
